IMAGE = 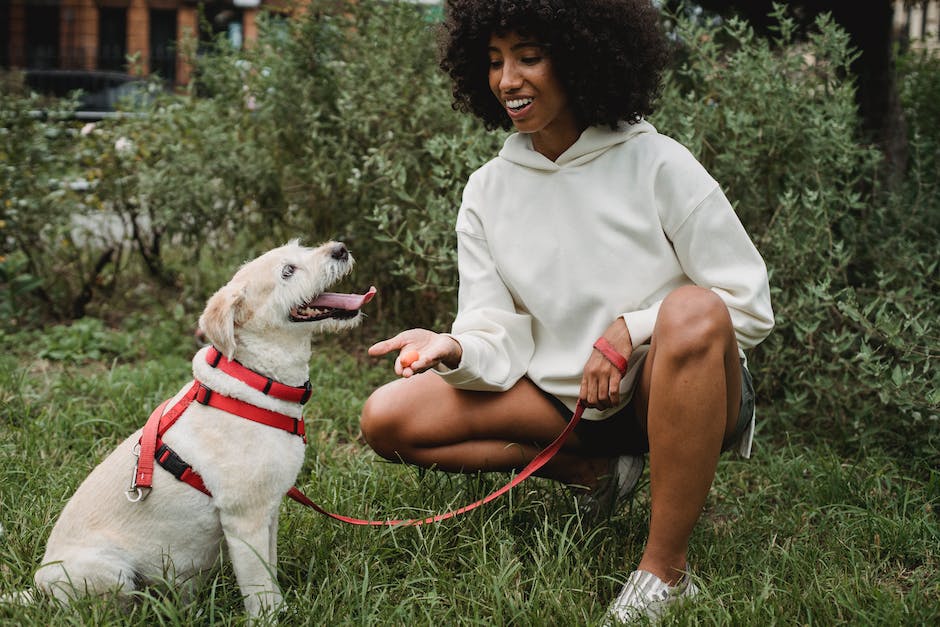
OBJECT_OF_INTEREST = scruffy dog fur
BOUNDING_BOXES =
[5,240,370,619]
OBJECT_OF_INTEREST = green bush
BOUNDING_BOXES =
[652,7,937,460]
[0,62,296,320]
[1,2,500,328]
[188,2,503,327]
[0,74,230,320]
[897,46,940,178]
[36,317,132,363]
[0,78,103,321]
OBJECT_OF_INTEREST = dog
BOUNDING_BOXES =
[5,240,374,618]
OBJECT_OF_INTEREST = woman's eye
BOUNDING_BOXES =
[489,59,503,69]
[281,264,296,279]
[522,56,542,65]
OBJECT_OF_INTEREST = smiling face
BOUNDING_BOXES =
[487,31,583,160]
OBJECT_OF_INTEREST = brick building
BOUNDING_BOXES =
[0,0,278,87]
[3,1,933,92]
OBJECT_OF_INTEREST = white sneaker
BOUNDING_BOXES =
[604,568,700,625]
[574,454,644,520]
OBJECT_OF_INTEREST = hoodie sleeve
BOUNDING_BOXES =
[622,139,774,349]
[667,185,775,349]
[434,181,535,391]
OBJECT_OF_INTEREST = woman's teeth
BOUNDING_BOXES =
[507,98,533,110]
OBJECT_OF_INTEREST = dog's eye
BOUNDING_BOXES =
[281,264,296,279]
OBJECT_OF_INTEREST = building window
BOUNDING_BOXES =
[98,7,127,71]
[150,9,177,83]
[26,5,60,69]
[0,1,10,68]
[200,5,244,50]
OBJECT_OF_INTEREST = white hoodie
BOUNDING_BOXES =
[437,121,774,425]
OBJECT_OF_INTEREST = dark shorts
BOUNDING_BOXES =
[540,359,755,457]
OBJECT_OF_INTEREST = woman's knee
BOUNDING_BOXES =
[653,286,734,362]
[360,380,412,461]
[360,373,451,461]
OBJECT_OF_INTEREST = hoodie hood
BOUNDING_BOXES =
[498,120,657,171]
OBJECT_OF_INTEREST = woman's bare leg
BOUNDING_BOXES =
[361,284,743,586]
[360,373,608,487]
[632,286,743,584]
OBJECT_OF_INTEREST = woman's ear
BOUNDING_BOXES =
[198,282,246,358]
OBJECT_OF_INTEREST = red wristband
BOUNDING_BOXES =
[593,337,628,376]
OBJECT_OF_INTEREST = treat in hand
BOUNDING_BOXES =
[400,350,420,368]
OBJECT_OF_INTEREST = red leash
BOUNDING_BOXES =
[293,336,627,525]
[285,401,584,526]
[128,375,583,525]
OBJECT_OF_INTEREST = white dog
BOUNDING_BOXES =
[8,240,374,619]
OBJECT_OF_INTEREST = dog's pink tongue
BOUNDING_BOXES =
[309,286,376,310]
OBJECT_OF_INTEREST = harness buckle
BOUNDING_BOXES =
[156,443,192,481]
[196,383,213,405]
[209,347,223,367]
[300,381,312,405]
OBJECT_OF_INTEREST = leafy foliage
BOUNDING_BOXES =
[0,78,104,321]
[897,45,940,182]
[190,2,504,326]
[36,317,132,363]
[652,6,937,461]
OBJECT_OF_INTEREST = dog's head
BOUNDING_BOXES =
[198,240,375,358]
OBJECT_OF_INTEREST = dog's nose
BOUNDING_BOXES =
[331,243,349,262]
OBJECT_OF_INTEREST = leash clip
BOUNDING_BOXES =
[126,442,151,503]
[126,486,147,503]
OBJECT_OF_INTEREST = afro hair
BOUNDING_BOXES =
[440,0,671,130]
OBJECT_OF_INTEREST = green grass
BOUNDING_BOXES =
[1,318,938,625]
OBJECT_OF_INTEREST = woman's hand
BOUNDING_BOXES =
[368,329,463,377]
[580,318,633,409]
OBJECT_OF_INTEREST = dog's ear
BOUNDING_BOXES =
[198,282,246,358]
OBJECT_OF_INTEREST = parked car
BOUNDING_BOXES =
[23,69,162,116]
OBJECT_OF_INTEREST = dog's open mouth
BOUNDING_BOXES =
[289,286,377,322]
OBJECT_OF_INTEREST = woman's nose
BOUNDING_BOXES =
[500,61,523,91]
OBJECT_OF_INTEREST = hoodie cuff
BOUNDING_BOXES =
[621,301,662,349]
[433,333,479,386]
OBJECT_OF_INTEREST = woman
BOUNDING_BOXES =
[360,0,774,621]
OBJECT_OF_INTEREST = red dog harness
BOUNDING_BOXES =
[127,347,308,502]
